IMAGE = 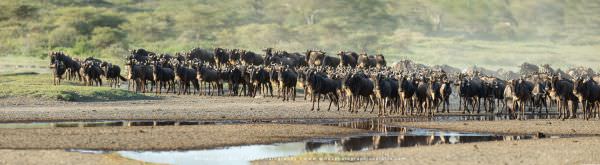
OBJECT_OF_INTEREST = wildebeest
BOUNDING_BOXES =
[227,66,243,96]
[375,54,386,69]
[573,77,600,120]
[337,51,358,68]
[51,60,66,85]
[277,66,298,101]
[249,66,272,97]
[196,64,221,96]
[547,75,578,119]
[240,50,264,66]
[185,48,215,65]
[372,73,393,116]
[513,78,533,119]
[307,71,341,111]
[264,48,298,68]
[213,48,229,68]
[346,72,375,113]
[357,53,376,69]
[415,77,432,116]
[439,79,452,113]
[100,62,127,88]
[81,61,103,86]
[152,62,175,94]
[49,51,81,81]
[397,74,416,115]
[174,63,199,95]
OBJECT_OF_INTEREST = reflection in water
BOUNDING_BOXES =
[112,126,535,165]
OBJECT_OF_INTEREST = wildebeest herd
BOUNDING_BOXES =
[49,48,600,120]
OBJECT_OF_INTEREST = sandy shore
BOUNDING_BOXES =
[0,95,384,122]
[396,119,600,135]
[0,124,365,150]
[254,136,600,165]
[0,150,156,165]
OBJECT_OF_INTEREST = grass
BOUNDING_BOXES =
[0,73,153,102]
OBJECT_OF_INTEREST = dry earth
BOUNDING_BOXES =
[0,95,383,122]
[0,124,365,150]
[0,150,156,165]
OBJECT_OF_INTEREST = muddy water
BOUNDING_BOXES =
[62,119,543,165]
[0,113,560,129]
[112,126,537,165]
[0,117,551,165]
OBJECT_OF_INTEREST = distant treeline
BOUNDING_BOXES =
[1,0,599,61]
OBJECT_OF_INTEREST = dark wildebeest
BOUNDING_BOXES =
[307,71,341,111]
[279,51,307,67]
[277,66,298,101]
[196,64,221,96]
[125,60,144,92]
[397,74,416,115]
[81,61,103,86]
[547,75,578,119]
[297,67,313,100]
[513,78,533,120]
[213,48,229,68]
[375,54,386,69]
[228,66,243,96]
[439,79,453,113]
[428,78,442,113]
[49,51,81,81]
[249,66,272,97]
[186,48,215,65]
[305,50,324,68]
[240,50,264,66]
[51,60,67,85]
[174,64,199,95]
[372,73,393,116]
[346,72,375,113]
[357,53,376,69]
[415,77,432,116]
[573,77,600,120]
[228,49,241,66]
[503,81,518,116]
[337,51,358,68]
[152,62,175,94]
[100,62,127,88]
[265,51,298,67]
[531,80,549,115]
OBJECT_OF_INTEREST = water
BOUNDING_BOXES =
[70,125,538,165]
[0,113,561,129]
[0,117,547,164]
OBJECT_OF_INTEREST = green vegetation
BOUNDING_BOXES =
[0,0,599,69]
[0,73,152,101]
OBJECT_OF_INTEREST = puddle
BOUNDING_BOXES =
[0,116,556,164]
[0,113,561,129]
[106,127,536,165]
[64,119,544,165]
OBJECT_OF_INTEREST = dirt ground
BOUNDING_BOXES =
[0,124,365,150]
[0,150,155,165]
[396,120,600,135]
[0,95,384,122]
[254,136,600,165]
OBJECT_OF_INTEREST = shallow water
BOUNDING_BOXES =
[70,124,540,165]
[1,116,550,164]
[0,113,561,129]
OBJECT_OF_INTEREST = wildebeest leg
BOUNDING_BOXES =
[317,93,321,111]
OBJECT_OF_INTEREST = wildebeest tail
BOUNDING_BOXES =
[118,75,127,81]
